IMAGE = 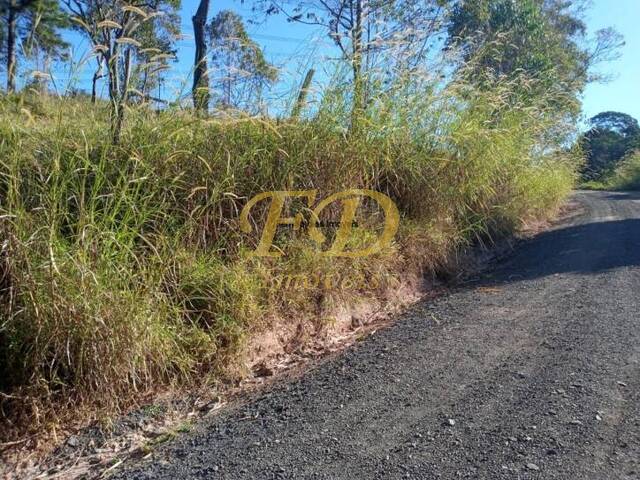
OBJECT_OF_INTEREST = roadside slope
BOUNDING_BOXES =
[116,191,640,480]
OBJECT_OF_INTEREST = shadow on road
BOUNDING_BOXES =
[482,218,640,284]
[600,191,640,201]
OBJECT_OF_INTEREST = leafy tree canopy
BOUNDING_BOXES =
[0,0,70,89]
[447,0,622,115]
[581,111,640,179]
[208,9,277,110]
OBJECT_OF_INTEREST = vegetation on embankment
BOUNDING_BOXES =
[0,78,579,440]
[582,151,640,191]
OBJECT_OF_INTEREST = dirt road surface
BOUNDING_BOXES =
[116,191,640,479]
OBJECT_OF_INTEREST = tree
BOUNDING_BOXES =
[64,0,180,142]
[132,8,179,102]
[24,0,72,93]
[0,0,69,92]
[192,0,210,112]
[208,9,277,111]
[252,0,451,129]
[581,112,640,179]
[447,0,623,114]
[449,0,582,75]
[64,0,105,102]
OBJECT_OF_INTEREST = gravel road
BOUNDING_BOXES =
[116,191,640,480]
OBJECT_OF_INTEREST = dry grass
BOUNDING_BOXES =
[0,74,578,442]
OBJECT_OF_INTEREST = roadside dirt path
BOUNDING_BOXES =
[116,191,640,480]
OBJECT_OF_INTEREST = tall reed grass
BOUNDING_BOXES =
[0,71,578,437]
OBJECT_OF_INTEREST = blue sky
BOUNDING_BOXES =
[172,0,640,122]
[175,0,640,123]
[26,0,640,125]
[168,0,331,109]
[581,0,640,122]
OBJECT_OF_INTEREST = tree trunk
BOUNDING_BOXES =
[225,55,231,107]
[91,59,103,104]
[7,2,17,93]
[105,51,118,131]
[350,0,366,132]
[111,48,132,144]
[140,69,149,102]
[192,0,210,112]
[38,56,51,94]
[105,50,119,104]
[291,68,315,120]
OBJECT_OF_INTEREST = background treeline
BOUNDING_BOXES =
[579,111,640,189]
[0,0,623,441]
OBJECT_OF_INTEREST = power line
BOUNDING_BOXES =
[180,30,308,44]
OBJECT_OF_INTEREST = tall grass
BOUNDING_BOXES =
[0,71,578,438]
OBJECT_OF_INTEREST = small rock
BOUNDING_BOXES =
[198,396,221,412]
[252,362,274,378]
[526,463,540,471]
[66,436,80,448]
[617,381,628,388]
[447,418,456,426]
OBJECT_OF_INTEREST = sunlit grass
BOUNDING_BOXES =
[0,77,578,437]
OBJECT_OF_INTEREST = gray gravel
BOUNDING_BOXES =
[115,191,640,480]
